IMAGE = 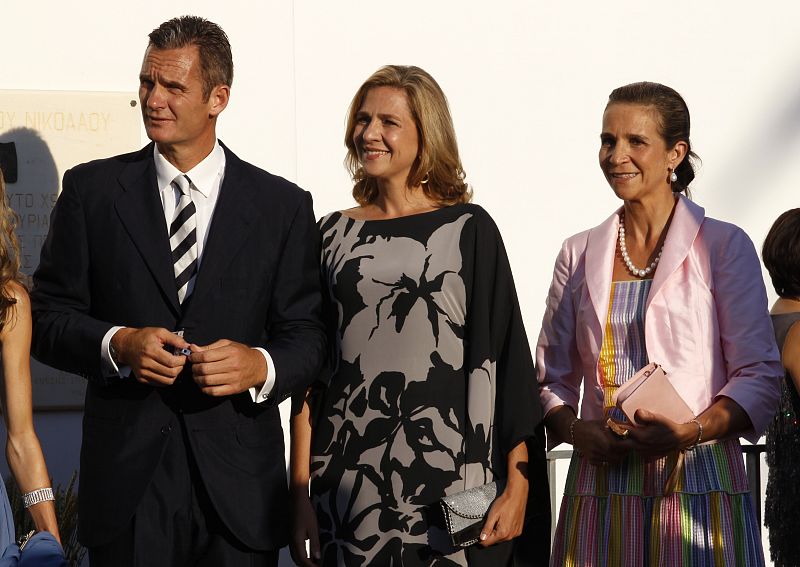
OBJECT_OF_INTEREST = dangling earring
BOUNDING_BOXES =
[420,173,430,184]
[669,168,678,184]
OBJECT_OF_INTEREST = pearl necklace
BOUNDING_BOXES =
[618,214,664,278]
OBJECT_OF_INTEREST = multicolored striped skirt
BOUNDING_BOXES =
[550,439,764,566]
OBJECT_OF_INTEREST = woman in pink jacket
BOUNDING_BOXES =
[537,82,782,566]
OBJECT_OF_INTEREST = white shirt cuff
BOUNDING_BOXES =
[101,326,131,378]
[249,348,276,403]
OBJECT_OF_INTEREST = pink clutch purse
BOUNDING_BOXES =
[612,362,694,425]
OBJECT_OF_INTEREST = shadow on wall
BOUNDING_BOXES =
[0,126,87,415]
[715,67,800,223]
[0,127,59,278]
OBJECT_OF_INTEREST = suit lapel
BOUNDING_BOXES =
[115,144,181,314]
[646,195,704,311]
[585,207,621,331]
[189,145,261,307]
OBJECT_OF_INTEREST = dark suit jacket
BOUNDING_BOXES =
[30,142,326,550]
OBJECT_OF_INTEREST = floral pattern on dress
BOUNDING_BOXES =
[309,205,546,566]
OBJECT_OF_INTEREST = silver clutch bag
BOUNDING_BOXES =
[439,481,500,547]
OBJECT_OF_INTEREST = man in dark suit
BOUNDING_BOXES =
[30,15,325,566]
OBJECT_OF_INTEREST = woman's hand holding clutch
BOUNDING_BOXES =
[478,439,528,547]
[625,409,701,459]
[478,480,527,547]
[572,418,634,466]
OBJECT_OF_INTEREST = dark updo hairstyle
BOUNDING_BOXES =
[762,208,800,299]
[607,81,699,195]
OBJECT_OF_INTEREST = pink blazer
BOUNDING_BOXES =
[537,196,782,446]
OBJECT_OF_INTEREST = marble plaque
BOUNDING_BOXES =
[0,90,141,409]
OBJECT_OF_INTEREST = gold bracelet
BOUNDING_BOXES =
[569,417,581,447]
[686,418,703,450]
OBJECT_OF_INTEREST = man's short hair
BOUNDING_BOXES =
[148,15,233,100]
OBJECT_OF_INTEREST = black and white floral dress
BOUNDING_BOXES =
[308,204,549,566]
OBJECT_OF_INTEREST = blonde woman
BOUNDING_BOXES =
[289,66,549,566]
[0,169,62,555]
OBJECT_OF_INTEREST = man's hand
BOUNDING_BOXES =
[111,327,189,386]
[189,340,267,397]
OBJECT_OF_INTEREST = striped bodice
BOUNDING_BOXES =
[598,279,652,420]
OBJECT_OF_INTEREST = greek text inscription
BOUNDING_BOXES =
[24,111,111,132]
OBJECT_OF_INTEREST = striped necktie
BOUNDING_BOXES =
[170,174,198,304]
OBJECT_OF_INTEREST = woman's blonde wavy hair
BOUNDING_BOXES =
[344,65,471,206]
[0,168,23,331]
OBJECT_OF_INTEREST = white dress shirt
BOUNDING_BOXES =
[101,141,276,403]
